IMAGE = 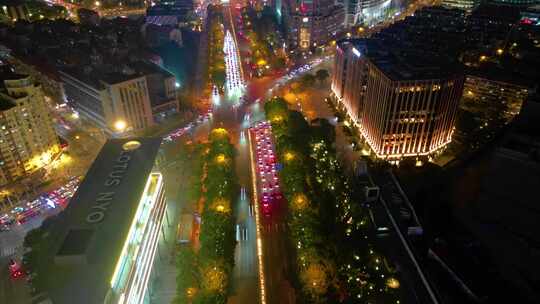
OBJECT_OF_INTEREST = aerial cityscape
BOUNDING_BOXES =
[0,0,539,303]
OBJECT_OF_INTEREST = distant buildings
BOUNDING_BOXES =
[1,0,30,22]
[0,65,59,186]
[282,0,345,50]
[463,72,529,118]
[77,8,100,26]
[489,0,538,6]
[442,0,480,11]
[332,5,540,159]
[333,39,464,159]
[0,18,180,136]
[145,2,194,27]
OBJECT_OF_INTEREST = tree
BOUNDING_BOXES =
[315,69,330,84]
[175,247,200,304]
[299,74,316,90]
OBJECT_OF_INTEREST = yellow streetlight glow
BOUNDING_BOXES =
[114,120,127,132]
[95,1,101,6]
[479,55,487,62]
[215,154,227,164]
[496,48,503,55]
[386,277,400,289]
[284,151,295,162]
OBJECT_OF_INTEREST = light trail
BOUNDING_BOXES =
[247,129,267,304]
[224,30,245,101]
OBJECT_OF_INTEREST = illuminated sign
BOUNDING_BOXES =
[86,149,134,224]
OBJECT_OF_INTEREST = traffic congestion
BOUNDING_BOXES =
[0,177,80,232]
[251,121,283,218]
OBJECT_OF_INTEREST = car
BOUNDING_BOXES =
[9,259,26,280]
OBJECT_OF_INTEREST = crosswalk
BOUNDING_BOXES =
[0,246,17,257]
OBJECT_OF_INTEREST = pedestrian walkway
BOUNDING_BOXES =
[0,246,17,258]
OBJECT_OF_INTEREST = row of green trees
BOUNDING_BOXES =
[207,5,226,88]
[264,98,402,303]
[175,128,237,304]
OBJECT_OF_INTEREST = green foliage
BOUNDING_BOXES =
[176,129,237,303]
[315,69,330,84]
[264,99,402,303]
[299,74,316,90]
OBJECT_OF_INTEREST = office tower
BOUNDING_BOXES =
[332,40,464,159]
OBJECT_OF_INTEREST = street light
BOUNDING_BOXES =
[114,120,127,132]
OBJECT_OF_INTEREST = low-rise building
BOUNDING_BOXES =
[463,72,529,118]
[60,61,178,136]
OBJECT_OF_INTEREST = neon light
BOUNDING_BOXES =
[248,129,267,304]
[109,172,164,304]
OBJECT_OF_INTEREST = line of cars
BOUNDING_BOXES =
[162,110,213,143]
[0,177,80,232]
[251,121,283,217]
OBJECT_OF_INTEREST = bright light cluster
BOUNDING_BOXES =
[247,128,268,304]
[110,173,166,304]
[223,30,245,101]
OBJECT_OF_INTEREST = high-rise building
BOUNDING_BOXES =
[332,40,464,159]
[489,0,538,6]
[282,0,345,50]
[0,65,59,186]
[32,137,167,304]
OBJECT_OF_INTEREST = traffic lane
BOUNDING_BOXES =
[0,257,32,303]
[370,172,437,304]
[261,219,294,304]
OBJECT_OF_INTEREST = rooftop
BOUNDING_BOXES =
[44,137,162,304]
[348,38,462,81]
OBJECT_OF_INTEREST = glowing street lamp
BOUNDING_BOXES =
[114,120,127,132]
[284,151,295,162]
[215,154,227,164]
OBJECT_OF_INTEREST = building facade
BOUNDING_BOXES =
[0,67,59,186]
[332,40,464,159]
[442,0,480,12]
[37,138,167,304]
[283,0,345,50]
[463,74,529,118]
[361,60,464,158]
[60,69,156,136]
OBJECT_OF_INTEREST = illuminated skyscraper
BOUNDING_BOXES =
[0,65,60,186]
[35,137,167,304]
[332,40,464,159]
